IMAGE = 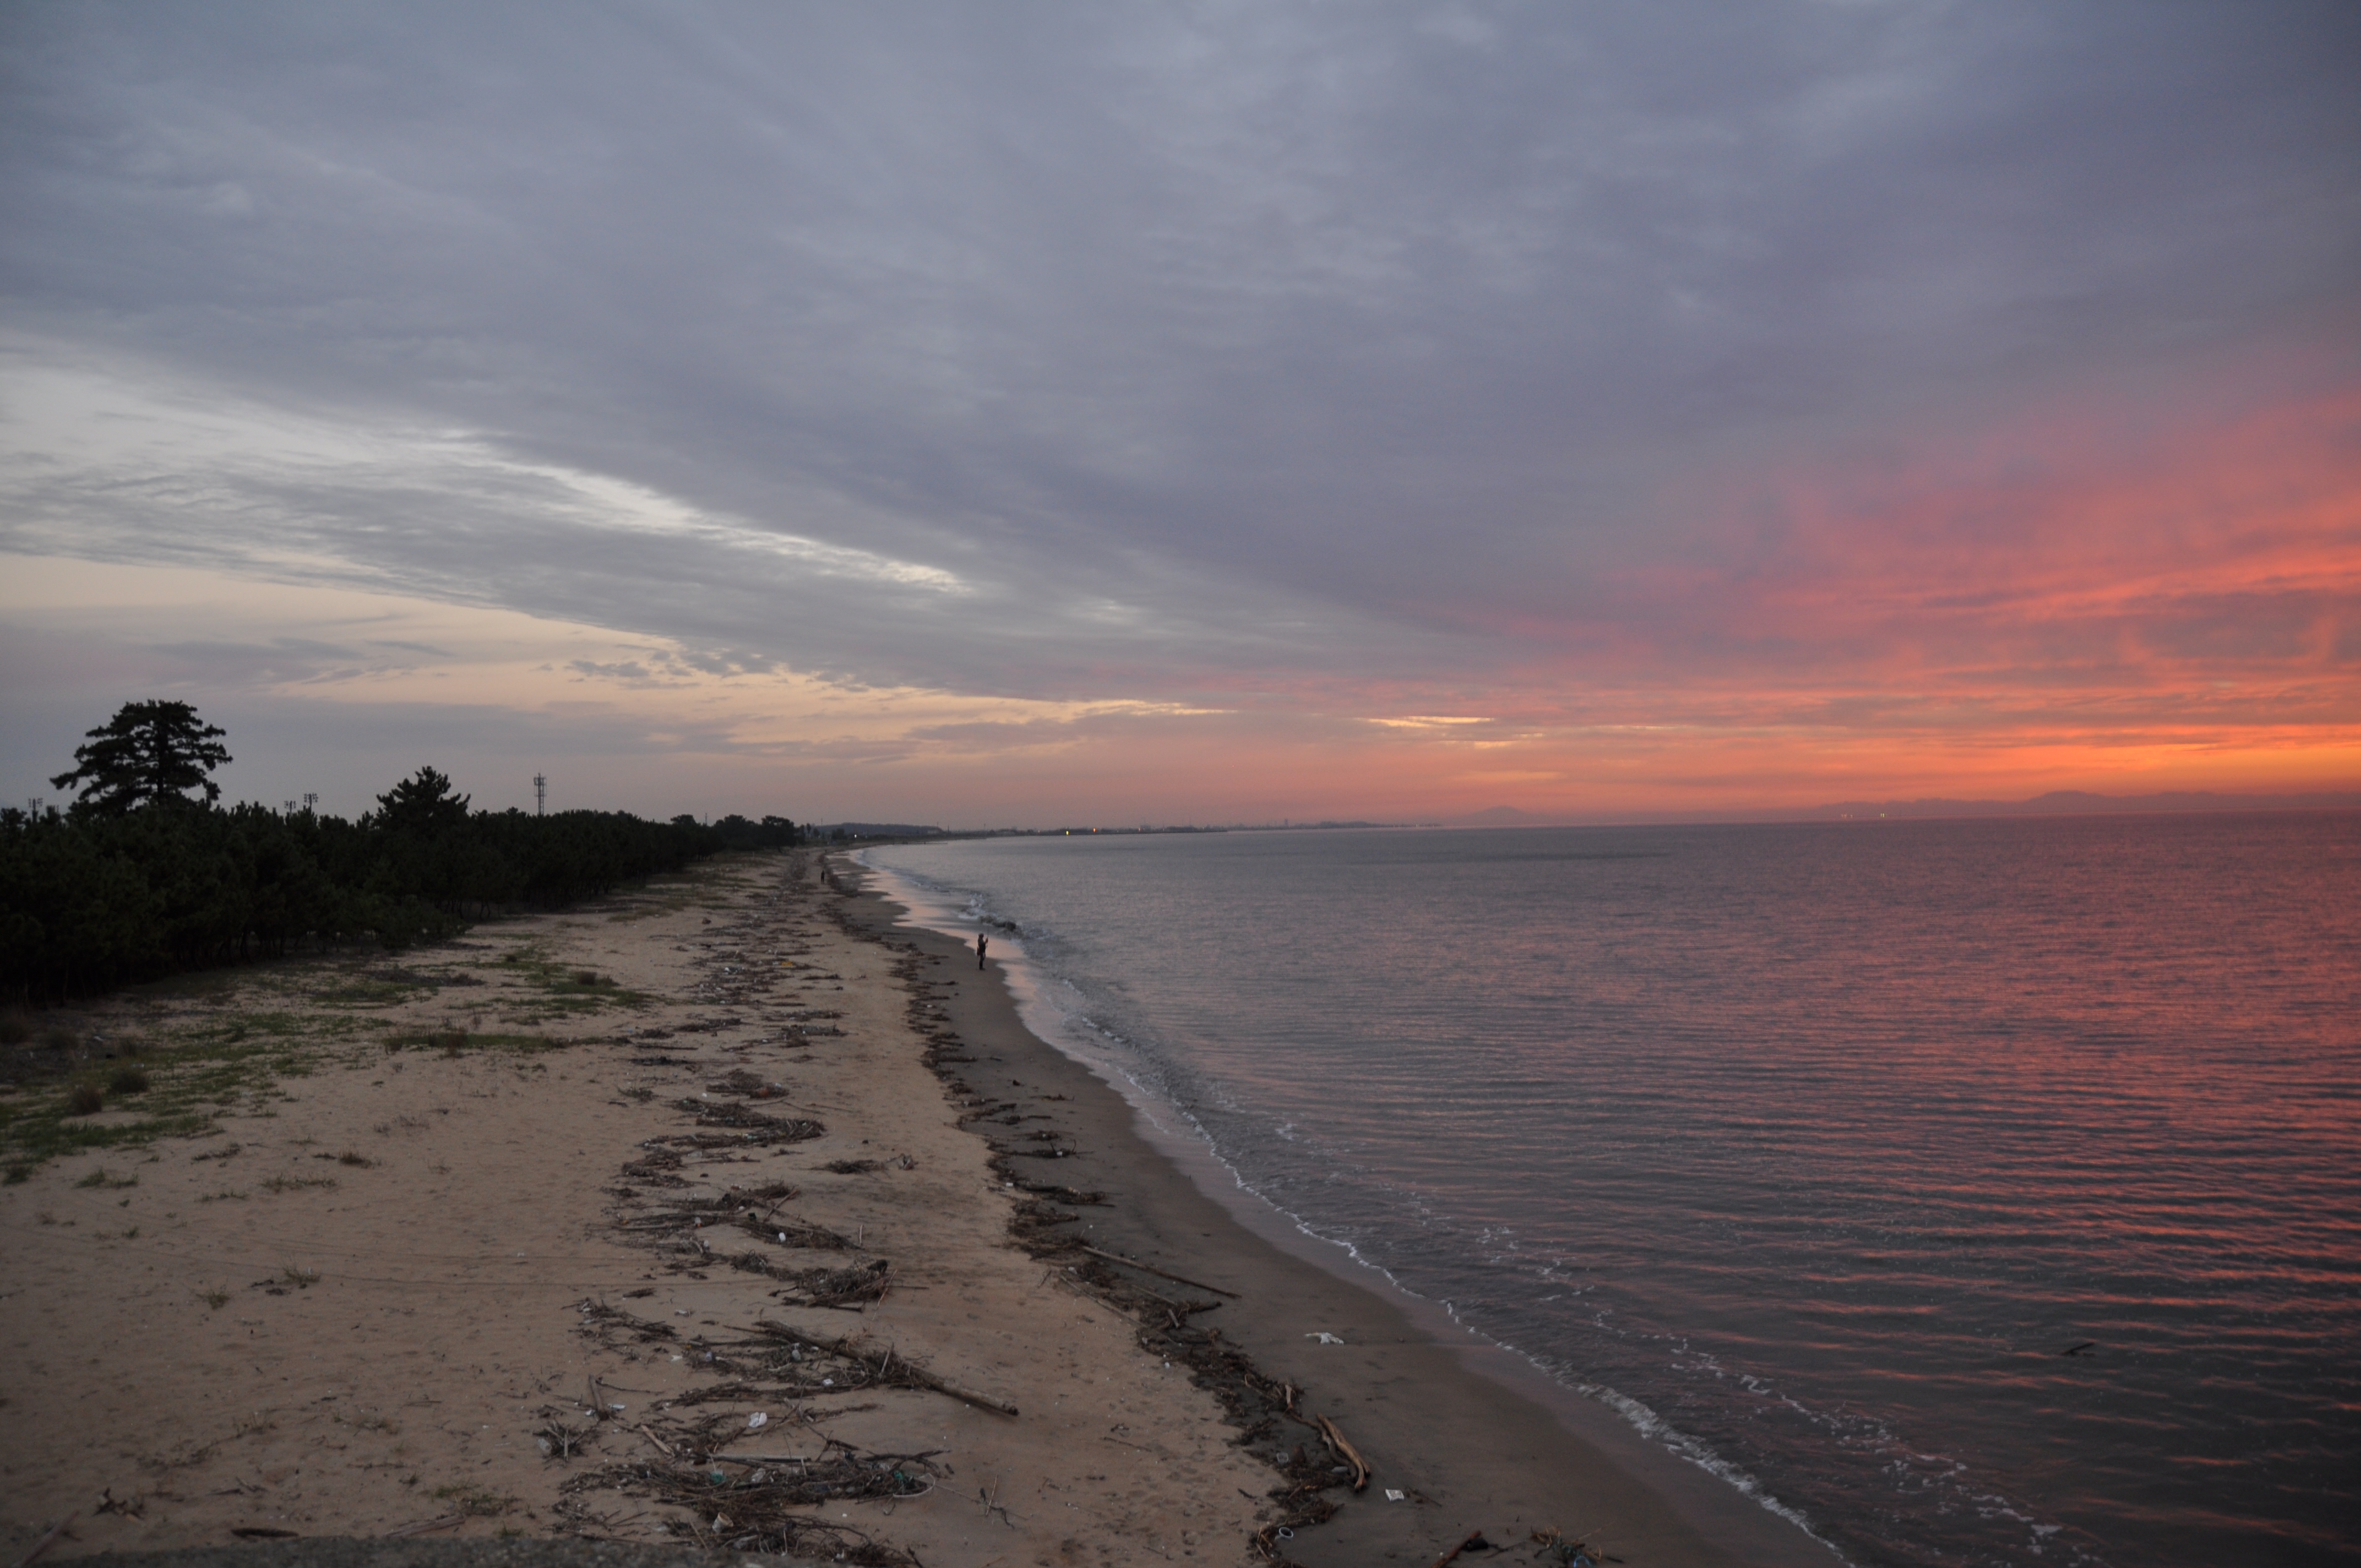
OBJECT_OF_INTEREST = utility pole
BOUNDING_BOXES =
[534,773,547,816]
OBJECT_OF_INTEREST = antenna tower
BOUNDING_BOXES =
[534,773,547,816]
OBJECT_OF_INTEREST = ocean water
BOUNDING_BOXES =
[866,816,2361,1567]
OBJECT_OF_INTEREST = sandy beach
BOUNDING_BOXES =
[2,847,1825,1567]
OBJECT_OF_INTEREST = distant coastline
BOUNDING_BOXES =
[815,788,2361,842]
[1448,790,2361,827]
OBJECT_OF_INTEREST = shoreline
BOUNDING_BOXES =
[1,843,1828,1566]
[839,853,1836,1567]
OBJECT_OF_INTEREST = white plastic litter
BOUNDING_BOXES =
[747,1412,768,1430]
[1307,1331,1345,1344]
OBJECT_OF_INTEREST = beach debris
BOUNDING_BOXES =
[1428,1528,1499,1566]
[1530,1527,1604,1565]
[1387,1488,1406,1501]
[2060,1341,2096,1356]
[382,1513,466,1538]
[1307,1331,1345,1344]
[746,1412,768,1430]
[748,1324,1021,1417]
[1314,1413,1372,1490]
[730,1212,851,1250]
[749,1257,893,1308]
[706,1068,792,1100]
[1011,1179,1108,1205]
[535,1418,593,1461]
[14,1516,70,1566]
[1073,1243,1240,1298]
[557,1438,936,1562]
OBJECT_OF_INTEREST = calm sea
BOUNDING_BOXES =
[867,816,2361,1566]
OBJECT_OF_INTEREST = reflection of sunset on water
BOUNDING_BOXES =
[871,812,2361,1565]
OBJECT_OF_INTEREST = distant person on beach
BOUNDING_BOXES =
[977,934,989,970]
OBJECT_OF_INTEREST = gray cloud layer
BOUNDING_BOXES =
[4,1,2356,702]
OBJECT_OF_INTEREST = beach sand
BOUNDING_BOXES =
[1,847,1829,1567]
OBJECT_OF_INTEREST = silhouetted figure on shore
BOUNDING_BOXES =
[977,934,989,970]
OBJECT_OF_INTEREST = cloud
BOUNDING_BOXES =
[3,2,2358,816]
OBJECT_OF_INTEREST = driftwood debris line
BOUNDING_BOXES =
[748,1322,1021,1418]
[559,1445,925,1565]
[1073,1242,1240,1298]
[883,921,1379,1567]
[1013,1179,1109,1205]
[723,1253,891,1306]
[731,1212,853,1250]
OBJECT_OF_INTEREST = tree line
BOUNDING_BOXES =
[2,701,799,1002]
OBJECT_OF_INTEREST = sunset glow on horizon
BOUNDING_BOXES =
[4,5,2357,827]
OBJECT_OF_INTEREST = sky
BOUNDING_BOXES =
[3,1,2357,827]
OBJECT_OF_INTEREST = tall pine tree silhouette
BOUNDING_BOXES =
[50,700,232,815]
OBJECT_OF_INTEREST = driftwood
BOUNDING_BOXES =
[1074,1243,1239,1298]
[1429,1528,1493,1567]
[13,1518,69,1568]
[731,1212,852,1250]
[1316,1413,1371,1490]
[749,1324,1020,1417]
[558,1444,928,1563]
[1013,1179,1109,1205]
[381,1515,465,1539]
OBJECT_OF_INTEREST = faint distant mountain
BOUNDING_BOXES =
[1805,789,2361,820]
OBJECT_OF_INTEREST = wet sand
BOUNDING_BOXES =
[0,846,1829,1566]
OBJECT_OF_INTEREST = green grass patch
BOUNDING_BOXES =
[0,1021,330,1175]
[482,948,652,1012]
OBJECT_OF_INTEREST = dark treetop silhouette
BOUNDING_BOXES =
[49,700,231,815]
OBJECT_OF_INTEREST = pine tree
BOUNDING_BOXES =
[50,700,232,815]
[374,766,471,835]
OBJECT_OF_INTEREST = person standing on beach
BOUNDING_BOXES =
[977,934,989,970]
